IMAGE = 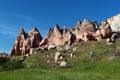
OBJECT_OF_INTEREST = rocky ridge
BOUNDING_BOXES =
[10,14,120,57]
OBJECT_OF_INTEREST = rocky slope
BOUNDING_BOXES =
[10,14,120,57]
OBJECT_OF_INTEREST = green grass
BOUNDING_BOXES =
[1,39,120,80]
[1,60,120,80]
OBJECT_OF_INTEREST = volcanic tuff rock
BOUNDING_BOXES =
[10,14,120,56]
[107,14,120,31]
[46,24,65,45]
[10,27,42,56]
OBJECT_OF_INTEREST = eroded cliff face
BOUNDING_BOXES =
[46,25,65,45]
[107,14,120,31]
[44,24,76,46]
[10,14,119,56]
[10,27,42,56]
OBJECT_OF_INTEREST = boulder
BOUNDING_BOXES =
[65,45,71,50]
[47,44,56,50]
[88,51,94,57]
[116,47,120,51]
[111,33,119,42]
[70,52,76,58]
[60,61,67,67]
[72,47,77,52]
[29,48,34,55]
[108,56,115,60]
[56,46,63,51]
[54,52,63,63]
[106,38,113,45]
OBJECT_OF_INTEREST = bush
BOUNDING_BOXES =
[0,58,24,71]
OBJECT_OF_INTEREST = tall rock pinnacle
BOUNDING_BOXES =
[10,27,43,56]
[75,20,81,28]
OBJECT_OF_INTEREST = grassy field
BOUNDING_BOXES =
[0,60,120,80]
[0,39,120,80]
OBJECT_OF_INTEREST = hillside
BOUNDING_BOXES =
[0,38,120,80]
[23,39,118,68]
[1,14,120,80]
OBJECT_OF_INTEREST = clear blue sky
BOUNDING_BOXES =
[0,0,120,53]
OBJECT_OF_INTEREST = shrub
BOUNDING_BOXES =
[0,58,24,71]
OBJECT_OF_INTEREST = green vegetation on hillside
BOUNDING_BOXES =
[1,39,120,80]
[24,39,120,69]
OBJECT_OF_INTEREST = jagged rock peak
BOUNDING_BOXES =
[46,27,53,38]
[29,27,42,38]
[81,19,91,27]
[62,25,67,36]
[63,25,67,29]
[32,27,39,32]
[83,19,89,23]
[63,25,67,32]
[53,24,62,35]
[75,20,81,28]
[33,27,42,39]
[19,28,26,34]
[54,24,60,31]
[17,28,26,40]
[49,27,53,30]
[48,27,53,33]
[80,19,96,32]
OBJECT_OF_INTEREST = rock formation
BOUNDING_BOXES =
[60,61,67,67]
[54,52,63,63]
[44,24,76,46]
[10,28,26,56]
[75,21,81,29]
[10,14,120,56]
[46,24,64,45]
[107,14,120,31]
[10,27,42,56]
